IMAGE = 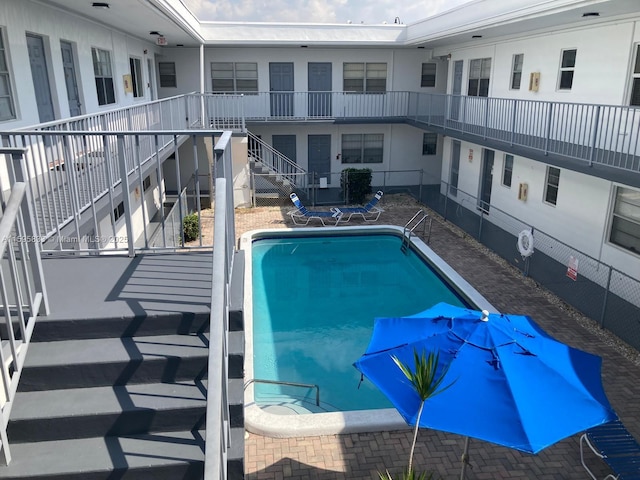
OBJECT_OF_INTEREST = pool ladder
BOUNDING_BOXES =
[244,378,321,406]
[401,209,432,254]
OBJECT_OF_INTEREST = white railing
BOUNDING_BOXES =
[0,149,49,465]
[204,131,235,480]
[247,132,306,189]
[0,130,224,255]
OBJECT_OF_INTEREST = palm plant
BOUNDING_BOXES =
[391,349,455,475]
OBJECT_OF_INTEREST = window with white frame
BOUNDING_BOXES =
[421,63,437,87]
[609,186,640,254]
[544,166,560,205]
[341,134,383,163]
[211,62,258,93]
[343,63,387,92]
[0,29,16,121]
[502,154,514,187]
[468,58,491,97]
[129,57,144,98]
[630,45,640,106]
[511,54,523,90]
[158,62,176,88]
[92,47,115,105]
[558,49,576,90]
[422,133,437,155]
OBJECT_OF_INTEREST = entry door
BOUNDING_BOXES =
[269,63,294,117]
[449,140,461,196]
[308,63,331,117]
[308,135,331,184]
[272,135,297,164]
[147,58,156,100]
[478,149,495,212]
[61,41,81,117]
[450,60,463,121]
[27,34,55,123]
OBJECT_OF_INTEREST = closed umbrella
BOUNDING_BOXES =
[354,302,617,478]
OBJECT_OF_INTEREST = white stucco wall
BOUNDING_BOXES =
[0,0,162,129]
[446,19,639,105]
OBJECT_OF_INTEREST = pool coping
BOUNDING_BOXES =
[240,224,497,438]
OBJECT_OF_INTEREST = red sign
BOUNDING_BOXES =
[566,255,579,281]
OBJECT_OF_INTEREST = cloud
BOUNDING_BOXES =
[183,0,473,24]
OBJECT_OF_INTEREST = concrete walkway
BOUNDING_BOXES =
[236,196,640,480]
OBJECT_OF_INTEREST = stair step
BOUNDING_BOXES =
[0,430,205,480]
[31,312,211,341]
[18,334,209,391]
[9,381,207,442]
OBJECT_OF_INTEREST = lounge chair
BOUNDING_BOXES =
[288,193,343,226]
[334,190,384,223]
[580,419,640,480]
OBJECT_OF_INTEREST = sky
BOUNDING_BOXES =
[182,0,475,24]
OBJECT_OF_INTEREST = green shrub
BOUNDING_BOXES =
[340,168,372,204]
[182,213,200,242]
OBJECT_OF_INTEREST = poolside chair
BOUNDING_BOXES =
[580,419,640,480]
[335,190,384,223]
[288,193,343,226]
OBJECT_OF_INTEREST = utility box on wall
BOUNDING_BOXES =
[518,183,528,201]
[529,72,540,92]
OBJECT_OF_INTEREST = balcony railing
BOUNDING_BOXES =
[0,149,49,465]
[203,91,640,176]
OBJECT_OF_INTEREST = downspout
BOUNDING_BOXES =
[200,43,205,126]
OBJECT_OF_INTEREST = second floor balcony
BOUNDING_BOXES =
[208,91,640,186]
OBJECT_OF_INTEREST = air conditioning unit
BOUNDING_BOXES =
[518,183,528,201]
[529,72,540,92]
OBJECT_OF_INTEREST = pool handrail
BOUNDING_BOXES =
[244,378,321,407]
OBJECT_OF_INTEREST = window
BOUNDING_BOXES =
[341,134,383,163]
[558,49,576,90]
[343,63,387,92]
[502,154,514,187]
[143,175,151,192]
[0,30,15,121]
[449,140,461,196]
[92,48,115,105]
[113,202,125,221]
[544,166,560,205]
[609,186,640,254]
[211,62,258,93]
[129,57,144,98]
[158,62,176,88]
[421,63,437,87]
[511,54,523,90]
[630,45,640,106]
[422,133,437,155]
[468,58,491,97]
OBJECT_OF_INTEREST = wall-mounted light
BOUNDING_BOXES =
[149,31,161,36]
[472,35,482,39]
[92,2,110,9]
[582,12,600,17]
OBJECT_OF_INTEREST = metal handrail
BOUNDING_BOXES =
[401,209,431,253]
[244,378,321,407]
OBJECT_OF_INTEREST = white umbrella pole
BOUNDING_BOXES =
[460,437,470,480]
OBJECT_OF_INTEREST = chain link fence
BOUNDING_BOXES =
[420,182,640,351]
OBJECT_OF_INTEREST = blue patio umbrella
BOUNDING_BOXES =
[353,302,617,478]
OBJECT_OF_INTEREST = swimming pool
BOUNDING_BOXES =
[241,225,495,437]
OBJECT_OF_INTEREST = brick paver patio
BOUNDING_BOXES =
[234,195,640,479]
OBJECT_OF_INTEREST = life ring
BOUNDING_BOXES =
[517,229,534,258]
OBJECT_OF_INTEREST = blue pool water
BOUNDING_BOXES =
[251,233,469,412]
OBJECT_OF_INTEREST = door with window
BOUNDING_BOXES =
[450,60,463,121]
[27,34,55,123]
[269,62,294,117]
[308,135,331,184]
[61,41,81,117]
[478,149,494,212]
[308,63,331,117]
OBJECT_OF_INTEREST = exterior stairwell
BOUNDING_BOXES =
[247,132,306,206]
[0,252,245,480]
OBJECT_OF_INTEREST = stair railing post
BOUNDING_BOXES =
[116,134,136,257]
